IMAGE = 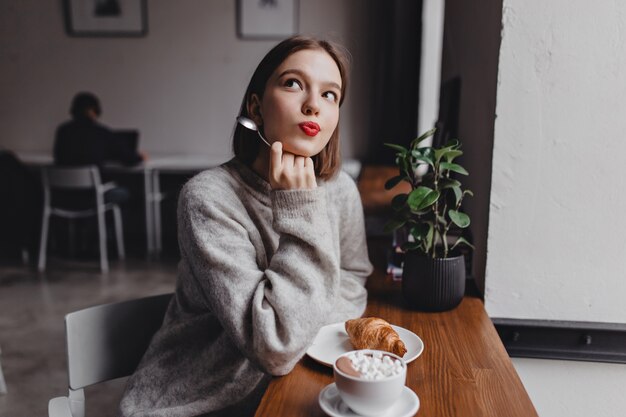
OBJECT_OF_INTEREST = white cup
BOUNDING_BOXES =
[333,349,407,416]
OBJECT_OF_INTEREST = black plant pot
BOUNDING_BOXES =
[402,252,466,312]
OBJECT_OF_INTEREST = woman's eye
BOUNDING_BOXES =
[284,79,302,90]
[323,91,338,102]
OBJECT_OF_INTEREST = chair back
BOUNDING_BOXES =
[44,166,101,190]
[65,293,172,390]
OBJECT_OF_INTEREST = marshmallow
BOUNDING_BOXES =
[346,352,405,380]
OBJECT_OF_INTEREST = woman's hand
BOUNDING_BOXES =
[269,142,317,190]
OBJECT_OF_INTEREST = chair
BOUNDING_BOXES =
[341,158,362,181]
[48,293,173,417]
[38,166,125,273]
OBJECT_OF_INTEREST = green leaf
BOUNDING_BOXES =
[411,148,424,157]
[406,187,431,209]
[410,128,436,148]
[409,223,430,240]
[384,175,404,190]
[444,149,463,162]
[451,236,475,251]
[424,222,434,252]
[440,162,468,175]
[413,154,434,167]
[407,186,439,212]
[384,143,408,153]
[421,147,435,162]
[391,193,408,211]
[410,148,434,168]
[401,241,422,252]
[433,140,460,162]
[418,190,439,211]
[448,210,470,228]
[399,157,409,173]
[414,159,433,169]
[434,147,453,163]
[452,185,462,205]
[440,178,461,189]
[383,218,406,233]
[463,189,474,197]
[444,139,461,148]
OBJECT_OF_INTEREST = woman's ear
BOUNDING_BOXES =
[247,94,263,127]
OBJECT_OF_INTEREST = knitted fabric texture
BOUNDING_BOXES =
[119,158,372,417]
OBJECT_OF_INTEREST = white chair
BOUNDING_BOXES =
[48,293,172,417]
[342,158,362,181]
[38,166,125,273]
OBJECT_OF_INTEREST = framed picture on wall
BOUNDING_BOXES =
[64,0,148,37]
[237,0,299,39]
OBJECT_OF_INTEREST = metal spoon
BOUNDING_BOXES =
[236,116,271,148]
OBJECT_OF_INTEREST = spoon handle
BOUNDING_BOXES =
[257,132,271,148]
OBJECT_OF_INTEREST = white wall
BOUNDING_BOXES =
[486,0,626,323]
[0,0,371,160]
[488,1,626,416]
[512,357,626,417]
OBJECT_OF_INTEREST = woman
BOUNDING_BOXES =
[120,35,372,417]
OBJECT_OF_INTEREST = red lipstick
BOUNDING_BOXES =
[299,121,320,137]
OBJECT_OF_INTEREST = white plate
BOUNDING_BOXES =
[319,383,420,417]
[306,322,424,367]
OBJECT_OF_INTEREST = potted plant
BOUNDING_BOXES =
[384,128,474,311]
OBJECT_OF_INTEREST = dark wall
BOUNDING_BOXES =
[365,0,422,164]
[440,0,503,292]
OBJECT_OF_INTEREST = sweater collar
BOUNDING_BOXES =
[227,158,272,204]
[226,157,328,205]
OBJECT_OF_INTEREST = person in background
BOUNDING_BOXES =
[53,92,146,206]
[119,36,373,416]
[54,91,145,168]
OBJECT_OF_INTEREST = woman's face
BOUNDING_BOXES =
[250,48,342,157]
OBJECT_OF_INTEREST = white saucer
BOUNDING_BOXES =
[307,322,424,367]
[318,383,420,417]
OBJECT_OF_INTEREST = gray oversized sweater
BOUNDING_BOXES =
[119,158,373,417]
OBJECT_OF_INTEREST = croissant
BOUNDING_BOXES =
[345,317,407,357]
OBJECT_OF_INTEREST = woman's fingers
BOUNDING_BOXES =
[270,142,283,183]
[304,157,317,189]
[281,152,294,173]
[269,143,317,190]
[295,155,305,169]
[304,156,314,172]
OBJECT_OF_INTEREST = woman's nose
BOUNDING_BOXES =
[302,94,320,116]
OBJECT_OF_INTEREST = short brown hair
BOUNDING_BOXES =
[70,92,101,118]
[232,36,350,180]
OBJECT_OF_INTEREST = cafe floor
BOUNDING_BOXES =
[0,256,178,417]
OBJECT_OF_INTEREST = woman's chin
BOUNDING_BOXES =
[282,144,320,158]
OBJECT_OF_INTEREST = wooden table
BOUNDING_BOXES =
[254,270,538,417]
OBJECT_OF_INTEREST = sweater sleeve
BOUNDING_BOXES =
[177,182,341,376]
[328,175,373,322]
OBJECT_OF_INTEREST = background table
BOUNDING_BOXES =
[19,153,363,257]
[254,270,538,417]
[17,153,222,256]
